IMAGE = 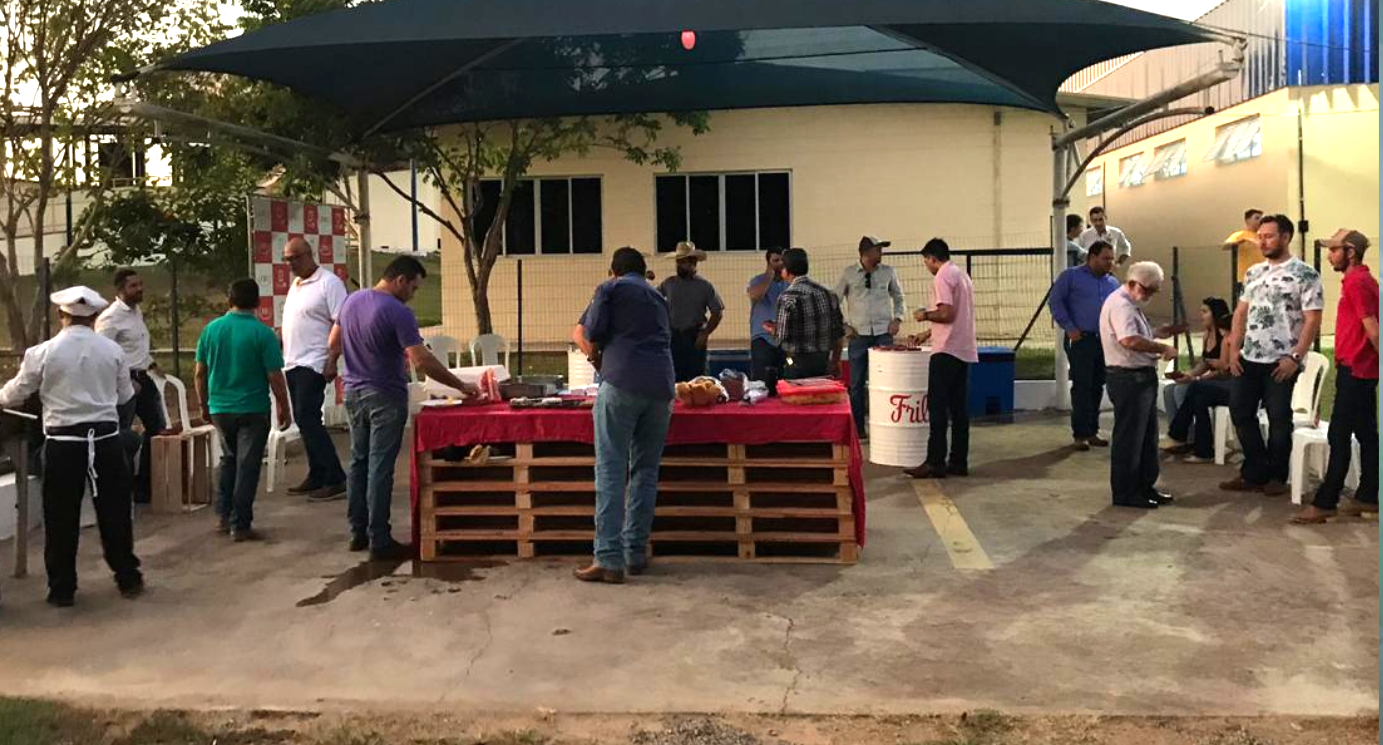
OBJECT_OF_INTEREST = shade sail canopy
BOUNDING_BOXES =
[152,0,1222,133]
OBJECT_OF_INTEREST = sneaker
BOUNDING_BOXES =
[287,478,320,495]
[1159,437,1188,450]
[1085,435,1110,448]
[307,482,347,502]
[1072,438,1091,452]
[1182,454,1215,464]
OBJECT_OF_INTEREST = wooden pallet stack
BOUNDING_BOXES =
[419,441,857,564]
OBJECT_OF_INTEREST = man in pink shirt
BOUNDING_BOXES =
[905,238,979,479]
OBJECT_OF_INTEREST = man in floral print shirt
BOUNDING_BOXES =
[1222,214,1323,495]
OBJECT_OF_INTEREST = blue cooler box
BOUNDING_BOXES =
[968,346,1015,419]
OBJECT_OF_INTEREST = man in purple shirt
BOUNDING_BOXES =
[573,247,674,584]
[1049,240,1119,450]
[326,256,474,560]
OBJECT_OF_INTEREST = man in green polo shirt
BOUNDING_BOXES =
[195,278,292,542]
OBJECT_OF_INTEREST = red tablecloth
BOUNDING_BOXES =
[410,399,866,547]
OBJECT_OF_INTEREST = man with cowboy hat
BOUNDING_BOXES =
[0,286,143,607]
[658,241,724,382]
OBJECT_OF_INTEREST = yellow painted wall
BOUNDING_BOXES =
[438,104,1065,349]
[1073,83,1379,335]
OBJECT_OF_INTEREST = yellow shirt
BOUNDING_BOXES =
[1225,229,1261,283]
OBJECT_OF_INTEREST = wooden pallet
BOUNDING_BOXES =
[418,441,857,564]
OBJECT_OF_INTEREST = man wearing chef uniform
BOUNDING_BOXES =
[0,287,144,608]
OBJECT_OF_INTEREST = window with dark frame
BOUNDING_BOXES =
[471,177,603,255]
[655,171,791,252]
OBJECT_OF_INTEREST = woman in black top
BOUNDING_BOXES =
[1163,297,1234,462]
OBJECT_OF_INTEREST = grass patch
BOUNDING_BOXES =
[0,697,107,745]
[113,711,209,745]
[911,709,1013,745]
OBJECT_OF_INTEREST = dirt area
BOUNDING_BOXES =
[1,699,1376,745]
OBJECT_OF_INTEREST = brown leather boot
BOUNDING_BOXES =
[573,564,625,584]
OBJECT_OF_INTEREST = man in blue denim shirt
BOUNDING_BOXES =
[574,247,674,584]
[1049,241,1119,450]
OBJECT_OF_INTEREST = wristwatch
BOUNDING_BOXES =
[1289,352,1302,363]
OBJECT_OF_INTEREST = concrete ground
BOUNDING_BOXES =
[0,411,1376,718]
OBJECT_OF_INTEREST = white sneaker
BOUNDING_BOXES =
[1182,454,1214,464]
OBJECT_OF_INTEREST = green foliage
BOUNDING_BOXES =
[0,697,106,745]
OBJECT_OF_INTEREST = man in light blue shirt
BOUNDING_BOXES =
[746,247,787,391]
[1049,240,1119,449]
[834,235,905,437]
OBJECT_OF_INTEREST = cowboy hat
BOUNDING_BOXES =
[666,241,708,262]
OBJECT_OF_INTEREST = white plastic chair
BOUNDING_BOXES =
[1213,352,1329,466]
[1289,424,1361,505]
[147,371,220,462]
[423,334,465,368]
[469,333,510,370]
[265,394,301,493]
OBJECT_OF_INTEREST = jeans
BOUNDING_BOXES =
[42,422,140,597]
[345,389,409,549]
[1161,383,1189,425]
[783,351,831,380]
[1106,368,1159,504]
[1230,359,1298,485]
[1065,334,1105,440]
[1166,379,1232,458]
[211,413,270,531]
[1314,365,1378,509]
[848,334,892,434]
[592,382,673,570]
[750,338,784,393]
[670,328,707,382]
[287,367,346,488]
[925,353,970,470]
[118,370,167,502]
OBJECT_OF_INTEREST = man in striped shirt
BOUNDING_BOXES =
[764,248,845,380]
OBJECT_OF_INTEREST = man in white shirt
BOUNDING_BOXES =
[281,237,349,501]
[834,235,906,438]
[0,287,143,607]
[96,268,164,504]
[1079,206,1133,266]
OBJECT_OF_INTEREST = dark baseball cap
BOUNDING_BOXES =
[859,235,891,252]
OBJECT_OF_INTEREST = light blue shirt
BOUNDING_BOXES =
[747,273,786,344]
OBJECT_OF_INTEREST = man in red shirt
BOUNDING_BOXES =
[1294,229,1378,523]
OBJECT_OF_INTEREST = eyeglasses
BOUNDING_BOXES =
[1135,281,1160,295]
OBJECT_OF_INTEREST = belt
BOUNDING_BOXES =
[45,422,120,500]
[1105,366,1155,373]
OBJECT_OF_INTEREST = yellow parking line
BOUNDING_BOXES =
[912,480,994,571]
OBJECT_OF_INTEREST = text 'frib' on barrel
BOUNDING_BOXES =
[867,346,932,467]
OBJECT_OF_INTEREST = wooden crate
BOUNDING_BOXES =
[149,428,214,514]
[419,440,857,564]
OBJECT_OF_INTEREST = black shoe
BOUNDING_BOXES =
[117,575,145,599]
[1113,498,1159,509]
[1145,489,1175,505]
[903,463,946,479]
[216,516,231,535]
[46,592,74,608]
[627,562,648,576]
[947,464,969,477]
[230,528,264,543]
[369,541,413,561]
[348,534,369,552]
[287,478,321,495]
[307,482,347,502]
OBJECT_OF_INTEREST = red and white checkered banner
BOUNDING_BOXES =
[247,195,351,329]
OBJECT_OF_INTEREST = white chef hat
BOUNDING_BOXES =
[50,286,108,317]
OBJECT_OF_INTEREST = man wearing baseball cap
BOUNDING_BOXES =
[0,286,143,607]
[1294,229,1378,523]
[834,235,905,438]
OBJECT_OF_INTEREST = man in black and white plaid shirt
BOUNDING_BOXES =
[762,248,845,380]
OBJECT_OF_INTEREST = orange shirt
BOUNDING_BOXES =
[1224,229,1261,283]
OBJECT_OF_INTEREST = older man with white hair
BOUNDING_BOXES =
[1099,262,1182,509]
